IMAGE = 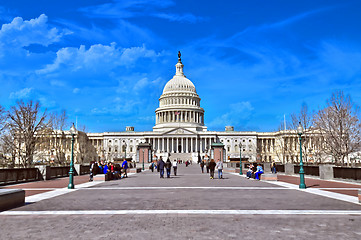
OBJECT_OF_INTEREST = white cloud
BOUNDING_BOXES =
[0,14,64,49]
[37,43,161,74]
[152,13,205,23]
[73,88,80,94]
[9,87,33,99]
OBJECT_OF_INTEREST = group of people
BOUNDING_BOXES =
[155,157,178,178]
[89,159,129,181]
[200,159,223,179]
[246,163,264,180]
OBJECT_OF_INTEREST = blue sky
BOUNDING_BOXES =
[1,0,361,132]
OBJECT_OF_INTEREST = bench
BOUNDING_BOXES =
[0,189,25,211]
[260,173,278,181]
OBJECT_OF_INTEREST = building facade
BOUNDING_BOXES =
[87,54,317,164]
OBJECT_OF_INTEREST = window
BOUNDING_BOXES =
[227,147,230,151]
[109,140,111,143]
[108,147,111,152]
[249,140,251,142]
[243,139,245,142]
[235,140,237,142]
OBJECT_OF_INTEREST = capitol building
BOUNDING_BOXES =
[87,53,316,164]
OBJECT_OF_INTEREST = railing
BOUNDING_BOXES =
[79,165,90,175]
[276,164,285,172]
[49,166,71,179]
[0,168,41,185]
[294,165,319,176]
[333,167,361,180]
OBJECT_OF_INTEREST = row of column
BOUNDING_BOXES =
[145,137,215,153]
[156,110,204,124]
[258,138,275,153]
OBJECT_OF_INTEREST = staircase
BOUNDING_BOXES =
[167,153,193,162]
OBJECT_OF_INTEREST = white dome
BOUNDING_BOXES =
[162,75,196,94]
[162,60,197,94]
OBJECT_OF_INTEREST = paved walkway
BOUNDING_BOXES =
[0,164,361,239]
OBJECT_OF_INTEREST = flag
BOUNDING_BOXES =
[175,111,180,115]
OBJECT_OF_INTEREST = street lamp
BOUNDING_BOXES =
[142,149,145,171]
[239,143,243,175]
[68,123,77,189]
[297,122,306,189]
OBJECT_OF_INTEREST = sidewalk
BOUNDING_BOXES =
[0,164,360,239]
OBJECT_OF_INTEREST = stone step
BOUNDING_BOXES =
[0,189,25,211]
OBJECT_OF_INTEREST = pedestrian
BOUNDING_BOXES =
[254,163,264,180]
[216,159,223,179]
[246,163,254,179]
[89,161,95,181]
[271,162,277,174]
[209,159,216,179]
[165,159,172,178]
[205,159,210,173]
[200,160,205,173]
[122,159,128,178]
[157,157,165,178]
[149,162,154,172]
[172,160,178,176]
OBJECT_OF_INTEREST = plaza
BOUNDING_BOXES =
[1,164,361,239]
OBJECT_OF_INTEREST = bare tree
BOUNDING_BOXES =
[290,103,314,163]
[0,105,7,131]
[313,91,361,166]
[7,100,49,167]
[48,110,68,164]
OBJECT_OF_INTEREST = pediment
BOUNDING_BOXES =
[162,127,197,136]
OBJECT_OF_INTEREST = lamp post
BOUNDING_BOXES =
[68,123,77,189]
[239,143,243,175]
[297,122,306,189]
[142,149,145,171]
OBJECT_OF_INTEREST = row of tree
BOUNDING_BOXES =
[284,91,361,166]
[0,100,71,167]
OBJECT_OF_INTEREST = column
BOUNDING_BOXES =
[181,137,183,153]
[162,138,164,152]
[157,138,160,152]
[176,138,179,153]
[196,138,198,152]
[186,137,189,153]
[166,138,169,153]
[191,138,193,152]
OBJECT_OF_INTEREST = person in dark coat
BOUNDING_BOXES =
[157,157,165,178]
[165,159,172,178]
[209,159,216,179]
[200,160,205,173]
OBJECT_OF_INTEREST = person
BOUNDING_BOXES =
[205,159,210,173]
[165,159,172,178]
[200,160,205,173]
[185,160,189,167]
[122,159,128,178]
[216,159,223,179]
[172,160,178,176]
[246,163,254,179]
[209,159,216,179]
[254,163,264,180]
[271,161,277,174]
[89,161,95,181]
[149,162,154,172]
[103,162,109,174]
[157,157,165,178]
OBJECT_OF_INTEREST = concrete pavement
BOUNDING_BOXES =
[0,164,360,239]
